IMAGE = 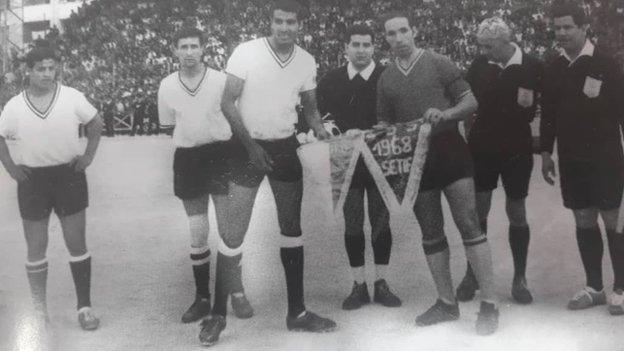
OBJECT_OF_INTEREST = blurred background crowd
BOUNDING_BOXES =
[1,0,623,135]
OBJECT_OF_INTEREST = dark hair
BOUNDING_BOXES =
[172,27,205,48]
[25,40,59,68]
[380,9,413,29]
[270,0,303,21]
[550,0,588,26]
[344,24,375,44]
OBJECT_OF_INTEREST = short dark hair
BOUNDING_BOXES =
[380,9,413,29]
[172,27,205,48]
[25,40,58,68]
[550,0,588,26]
[270,0,303,21]
[344,24,375,44]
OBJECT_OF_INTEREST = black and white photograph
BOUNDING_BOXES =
[0,0,623,350]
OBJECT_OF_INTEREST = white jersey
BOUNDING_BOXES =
[226,37,317,140]
[158,67,232,147]
[0,84,97,167]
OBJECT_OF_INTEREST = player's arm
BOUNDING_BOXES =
[221,73,272,172]
[424,90,478,125]
[72,113,103,171]
[0,136,30,182]
[300,89,330,140]
[539,66,557,185]
[157,83,175,134]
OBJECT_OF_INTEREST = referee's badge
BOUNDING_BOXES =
[583,76,602,98]
[517,87,534,108]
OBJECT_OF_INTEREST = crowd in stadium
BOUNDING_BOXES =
[0,0,621,135]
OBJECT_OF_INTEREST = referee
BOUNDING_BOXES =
[459,17,543,305]
[541,1,624,315]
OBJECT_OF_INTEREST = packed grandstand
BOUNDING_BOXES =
[0,0,622,134]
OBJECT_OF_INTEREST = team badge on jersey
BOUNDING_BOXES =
[583,76,602,98]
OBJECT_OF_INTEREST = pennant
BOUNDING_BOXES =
[360,120,431,212]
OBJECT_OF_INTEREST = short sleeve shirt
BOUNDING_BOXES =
[158,67,232,147]
[0,84,97,167]
[377,50,470,130]
[226,37,317,140]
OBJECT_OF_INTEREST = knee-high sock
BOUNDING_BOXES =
[606,230,624,291]
[190,247,211,298]
[345,231,365,268]
[69,253,92,310]
[465,221,487,281]
[423,238,454,304]
[576,227,604,291]
[372,229,392,266]
[26,259,48,314]
[213,251,241,317]
[280,240,305,317]
[509,225,530,280]
[464,238,496,303]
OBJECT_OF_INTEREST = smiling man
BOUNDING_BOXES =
[198,0,336,346]
[377,10,499,335]
[541,0,624,315]
[317,24,401,310]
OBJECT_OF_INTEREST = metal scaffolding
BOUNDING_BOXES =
[1,0,24,74]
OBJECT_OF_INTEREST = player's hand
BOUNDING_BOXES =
[423,108,449,126]
[247,141,273,173]
[7,164,30,182]
[70,154,94,172]
[312,123,331,141]
[541,152,556,185]
[372,121,390,130]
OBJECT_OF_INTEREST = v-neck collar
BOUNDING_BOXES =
[396,49,424,76]
[264,37,296,69]
[177,66,208,96]
[23,83,60,119]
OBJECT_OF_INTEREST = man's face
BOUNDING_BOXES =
[271,9,300,46]
[384,17,415,59]
[553,15,587,53]
[174,37,203,69]
[29,58,57,90]
[477,36,507,63]
[345,34,374,69]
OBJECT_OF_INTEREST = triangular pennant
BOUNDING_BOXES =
[361,120,430,211]
[328,134,362,215]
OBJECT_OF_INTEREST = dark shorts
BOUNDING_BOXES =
[350,157,375,189]
[559,158,624,210]
[420,130,474,192]
[228,135,302,188]
[17,164,88,220]
[173,142,231,199]
[472,152,533,199]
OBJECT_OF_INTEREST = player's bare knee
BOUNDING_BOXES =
[573,208,599,229]
[280,232,303,248]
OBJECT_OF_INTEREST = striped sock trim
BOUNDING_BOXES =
[69,252,91,263]
[218,239,243,257]
[26,259,49,273]
[422,237,449,255]
[280,235,303,248]
[190,246,211,265]
[463,235,488,247]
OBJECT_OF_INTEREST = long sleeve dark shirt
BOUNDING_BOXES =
[317,64,384,131]
[540,46,624,162]
[467,52,543,155]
